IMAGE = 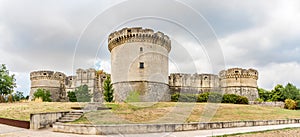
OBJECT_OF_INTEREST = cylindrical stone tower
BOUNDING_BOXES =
[219,68,259,101]
[30,70,67,101]
[108,27,171,102]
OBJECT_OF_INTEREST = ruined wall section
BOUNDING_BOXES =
[169,73,220,94]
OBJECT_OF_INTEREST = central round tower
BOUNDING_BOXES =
[108,27,171,102]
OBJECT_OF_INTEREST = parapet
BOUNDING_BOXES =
[108,27,171,52]
[219,68,258,80]
[30,70,66,81]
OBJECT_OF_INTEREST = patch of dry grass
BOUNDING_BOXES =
[1,102,299,124]
[0,102,85,121]
[72,102,300,124]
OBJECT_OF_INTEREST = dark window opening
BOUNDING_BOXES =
[140,47,143,51]
[204,76,208,80]
[43,73,47,75]
[139,62,144,69]
[127,29,131,33]
[235,71,239,73]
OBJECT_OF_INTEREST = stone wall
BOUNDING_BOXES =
[30,111,69,130]
[169,73,220,94]
[113,81,170,102]
[53,119,300,135]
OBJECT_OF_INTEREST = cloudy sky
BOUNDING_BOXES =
[1,0,300,96]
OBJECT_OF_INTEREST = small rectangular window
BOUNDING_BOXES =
[139,62,144,69]
[140,47,143,52]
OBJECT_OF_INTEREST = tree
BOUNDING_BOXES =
[13,91,25,101]
[0,64,16,100]
[103,76,114,102]
[33,88,52,102]
[270,84,285,101]
[67,91,77,102]
[258,88,272,101]
[283,83,300,100]
[75,85,92,102]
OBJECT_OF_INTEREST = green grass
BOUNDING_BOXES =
[69,102,300,125]
[1,102,299,124]
[0,102,85,121]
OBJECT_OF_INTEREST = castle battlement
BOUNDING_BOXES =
[219,68,258,80]
[108,27,171,52]
[30,70,66,81]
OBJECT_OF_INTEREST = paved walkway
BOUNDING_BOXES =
[1,123,300,137]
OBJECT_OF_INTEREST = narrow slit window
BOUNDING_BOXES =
[139,62,144,69]
[140,47,143,52]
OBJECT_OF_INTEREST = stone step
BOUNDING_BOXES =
[57,119,75,122]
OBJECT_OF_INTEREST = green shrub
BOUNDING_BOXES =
[255,98,264,103]
[236,96,249,104]
[222,94,239,104]
[284,99,297,110]
[179,94,197,102]
[33,88,52,102]
[296,100,300,109]
[197,92,209,102]
[207,92,222,103]
[171,93,180,102]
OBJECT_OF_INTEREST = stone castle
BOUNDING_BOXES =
[30,27,259,102]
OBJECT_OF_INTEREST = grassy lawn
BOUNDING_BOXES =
[0,102,299,124]
[70,102,300,125]
[0,102,85,121]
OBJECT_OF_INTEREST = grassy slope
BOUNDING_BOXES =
[0,102,85,121]
[71,102,300,124]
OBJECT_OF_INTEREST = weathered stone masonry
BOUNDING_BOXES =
[30,27,259,102]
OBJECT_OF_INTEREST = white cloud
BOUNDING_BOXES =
[258,62,300,90]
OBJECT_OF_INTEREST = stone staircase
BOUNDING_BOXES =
[57,110,84,123]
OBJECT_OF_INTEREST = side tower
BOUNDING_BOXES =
[219,68,259,101]
[108,27,171,102]
[30,70,67,101]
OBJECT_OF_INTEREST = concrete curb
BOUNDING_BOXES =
[53,119,300,135]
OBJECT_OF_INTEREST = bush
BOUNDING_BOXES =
[222,94,239,104]
[33,88,52,102]
[255,98,264,103]
[236,96,249,104]
[284,99,297,110]
[296,100,300,109]
[197,92,209,102]
[207,92,222,103]
[179,94,197,102]
[171,93,198,102]
[67,91,77,102]
[171,93,180,102]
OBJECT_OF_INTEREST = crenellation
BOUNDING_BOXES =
[30,27,259,102]
[108,27,171,52]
